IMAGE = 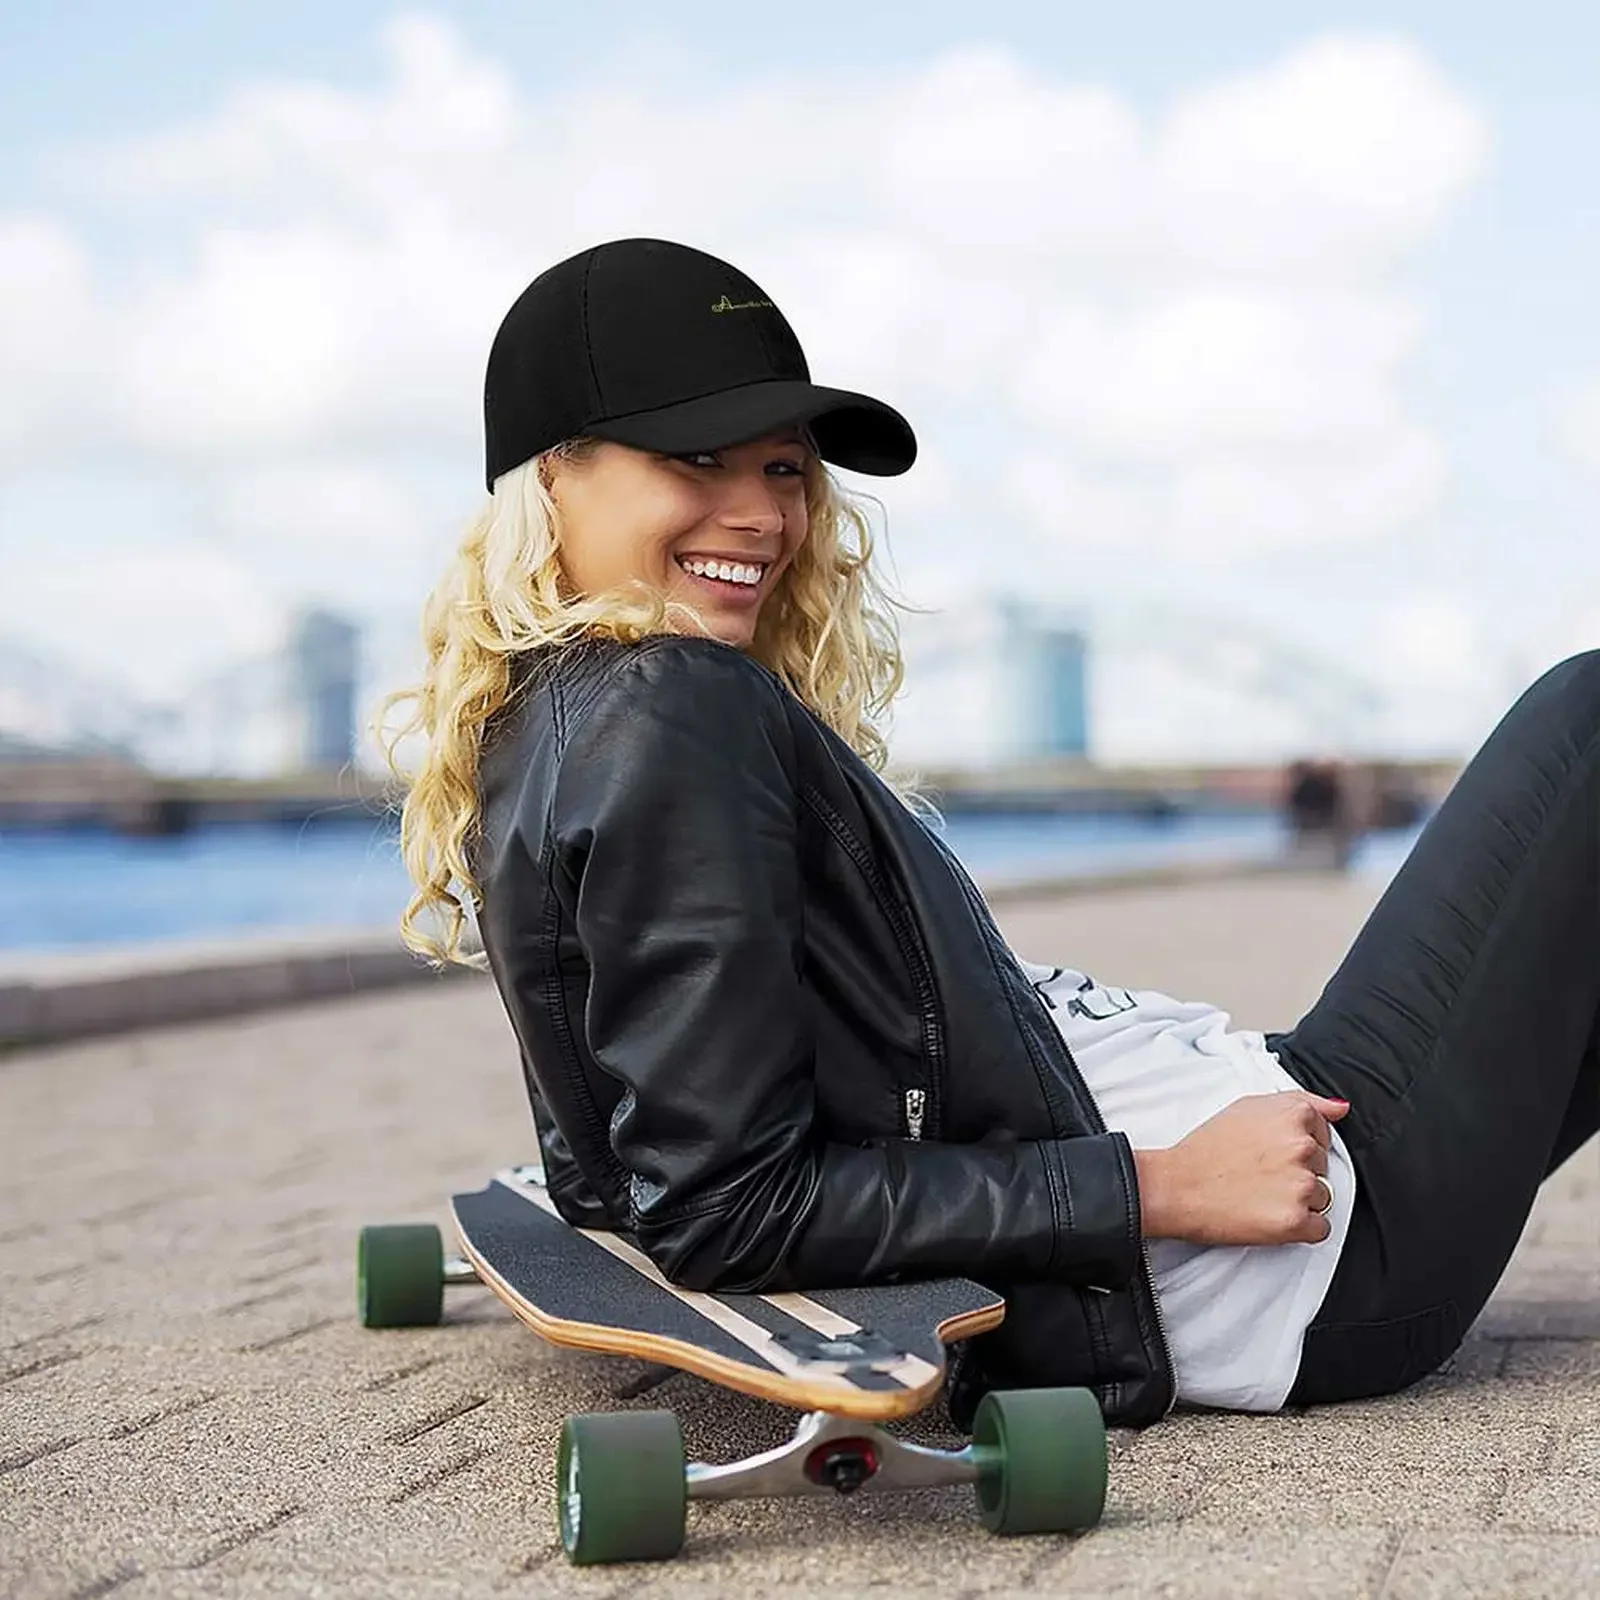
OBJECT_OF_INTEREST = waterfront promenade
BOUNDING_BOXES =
[2,870,1595,1598]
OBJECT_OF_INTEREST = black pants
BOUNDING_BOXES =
[1263,651,1600,1406]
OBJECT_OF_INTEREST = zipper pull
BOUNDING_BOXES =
[903,1088,926,1141]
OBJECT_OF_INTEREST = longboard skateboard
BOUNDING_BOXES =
[357,1164,1107,1564]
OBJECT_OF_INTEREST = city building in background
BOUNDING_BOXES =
[891,595,1093,769]
[289,608,360,772]
[1015,612,1091,761]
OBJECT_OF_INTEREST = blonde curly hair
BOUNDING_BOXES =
[375,437,931,969]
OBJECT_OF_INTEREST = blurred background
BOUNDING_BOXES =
[2,1,1596,955]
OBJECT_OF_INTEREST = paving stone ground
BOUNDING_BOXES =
[1,869,1595,1599]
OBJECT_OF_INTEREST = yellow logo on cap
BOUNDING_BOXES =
[710,294,774,313]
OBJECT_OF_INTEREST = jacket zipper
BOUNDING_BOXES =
[1126,1232,1178,1415]
[903,1087,926,1140]
[926,828,1177,1417]
[1142,1247,1178,1413]
[803,786,944,1145]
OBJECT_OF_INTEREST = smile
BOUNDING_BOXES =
[676,555,767,589]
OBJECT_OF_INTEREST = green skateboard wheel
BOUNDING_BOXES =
[972,1386,1108,1535]
[558,1410,687,1564]
[357,1224,444,1328]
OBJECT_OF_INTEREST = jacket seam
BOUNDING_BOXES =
[1036,1143,1068,1278]
[547,636,812,1243]
[536,836,633,1201]
[798,782,945,1140]
[632,1173,761,1227]
[924,832,1086,1133]
[1084,1289,1123,1415]
[552,639,649,742]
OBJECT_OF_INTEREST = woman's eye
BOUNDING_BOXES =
[670,451,804,475]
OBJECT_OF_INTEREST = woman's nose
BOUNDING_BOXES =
[715,470,786,533]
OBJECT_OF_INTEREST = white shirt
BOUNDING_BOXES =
[1014,955,1356,1411]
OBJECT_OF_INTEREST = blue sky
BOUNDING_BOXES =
[1,3,1597,767]
[6,2,1598,140]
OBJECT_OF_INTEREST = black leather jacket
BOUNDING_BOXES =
[472,633,1175,1427]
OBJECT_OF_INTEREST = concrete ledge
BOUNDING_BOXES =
[0,854,1315,1051]
[0,925,483,1051]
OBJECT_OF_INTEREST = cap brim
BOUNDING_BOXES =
[586,379,916,476]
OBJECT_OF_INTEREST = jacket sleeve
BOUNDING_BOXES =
[549,639,1144,1294]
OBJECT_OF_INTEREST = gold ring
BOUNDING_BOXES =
[1312,1174,1335,1216]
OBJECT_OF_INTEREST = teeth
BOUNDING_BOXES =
[679,557,764,586]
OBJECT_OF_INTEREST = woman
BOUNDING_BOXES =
[381,236,1599,1429]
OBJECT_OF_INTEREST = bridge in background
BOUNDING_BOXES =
[0,750,1461,835]
[0,593,1471,835]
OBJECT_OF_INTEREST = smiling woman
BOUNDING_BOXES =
[375,234,1600,1440]
[377,237,921,970]
[541,430,814,654]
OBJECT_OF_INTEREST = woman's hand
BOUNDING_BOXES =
[1133,1091,1349,1247]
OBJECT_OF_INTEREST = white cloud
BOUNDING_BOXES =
[0,19,1494,762]
[212,461,429,556]
[1527,599,1600,666]
[0,541,283,700]
[1003,455,1156,554]
[117,222,508,461]
[1016,291,1424,457]
[86,16,520,219]
[0,217,105,458]
[1372,593,1480,680]
[1166,427,1444,561]
[1556,379,1600,474]
[1158,35,1489,274]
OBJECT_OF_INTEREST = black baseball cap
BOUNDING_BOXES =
[483,237,917,491]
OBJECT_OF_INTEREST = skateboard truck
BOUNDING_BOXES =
[688,1407,986,1500]
[443,1255,480,1286]
[555,1385,1106,1565]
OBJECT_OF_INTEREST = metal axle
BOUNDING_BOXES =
[685,1409,997,1502]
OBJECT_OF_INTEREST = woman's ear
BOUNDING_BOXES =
[538,442,589,502]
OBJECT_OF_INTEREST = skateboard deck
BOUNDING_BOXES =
[359,1167,1106,1562]
[451,1165,1006,1422]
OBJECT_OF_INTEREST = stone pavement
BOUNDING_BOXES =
[1,870,1595,1599]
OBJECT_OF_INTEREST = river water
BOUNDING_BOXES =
[0,808,1430,955]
